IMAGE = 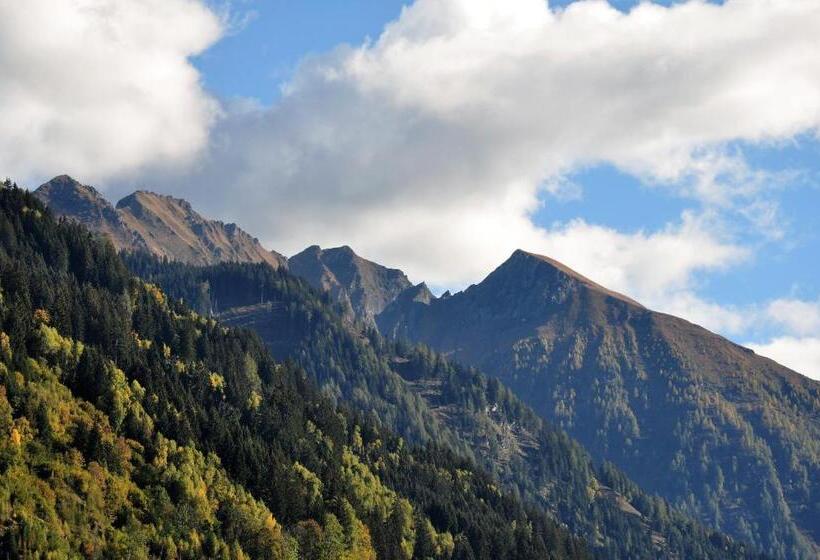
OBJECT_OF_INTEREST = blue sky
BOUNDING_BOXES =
[537,149,820,315]
[195,0,713,103]
[196,1,411,105]
[3,0,820,377]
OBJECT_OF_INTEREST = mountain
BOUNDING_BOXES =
[34,177,411,318]
[34,174,147,253]
[31,177,772,558]
[289,245,413,325]
[377,249,820,559]
[1,180,595,559]
[125,254,767,560]
[34,175,286,269]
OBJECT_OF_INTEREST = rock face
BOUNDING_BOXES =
[377,249,820,559]
[34,175,147,253]
[35,175,286,269]
[288,245,412,325]
[114,191,286,268]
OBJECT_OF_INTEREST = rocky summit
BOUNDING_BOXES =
[289,244,412,325]
[35,175,286,269]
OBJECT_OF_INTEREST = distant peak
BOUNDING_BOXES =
[510,249,583,272]
[115,190,147,209]
[35,176,113,214]
[291,245,323,260]
[44,174,78,184]
[37,175,101,197]
[502,249,643,307]
[292,245,363,263]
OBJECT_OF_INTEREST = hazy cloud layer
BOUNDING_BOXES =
[0,0,222,183]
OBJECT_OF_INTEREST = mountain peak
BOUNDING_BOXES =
[401,282,434,305]
[36,175,106,207]
[35,177,286,269]
[289,245,412,324]
[116,189,195,217]
[329,244,356,256]
[114,190,285,268]
[304,245,361,262]
[501,249,643,307]
[35,175,146,253]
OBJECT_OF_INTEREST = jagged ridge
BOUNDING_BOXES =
[35,175,286,269]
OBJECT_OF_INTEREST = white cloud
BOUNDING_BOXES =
[765,298,820,336]
[661,297,820,347]
[526,212,755,334]
[5,0,819,357]
[139,0,820,296]
[532,212,747,303]
[747,337,820,381]
[0,0,222,184]
[657,293,751,337]
[745,299,820,379]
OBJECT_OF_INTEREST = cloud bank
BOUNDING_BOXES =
[167,0,820,378]
[4,0,820,378]
[145,0,820,288]
[0,0,222,183]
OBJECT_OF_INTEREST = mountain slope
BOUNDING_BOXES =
[125,254,768,560]
[34,175,286,269]
[1,180,593,559]
[377,249,820,559]
[32,177,772,558]
[289,245,413,325]
[34,174,147,253]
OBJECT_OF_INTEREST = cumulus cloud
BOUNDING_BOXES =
[141,0,820,295]
[747,337,820,381]
[532,212,747,303]
[765,298,820,337]
[743,299,820,380]
[5,0,819,363]
[0,0,222,183]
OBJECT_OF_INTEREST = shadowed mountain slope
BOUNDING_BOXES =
[377,249,820,559]
[124,253,769,560]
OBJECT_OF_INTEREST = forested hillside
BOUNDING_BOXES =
[0,181,592,558]
[124,252,766,560]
